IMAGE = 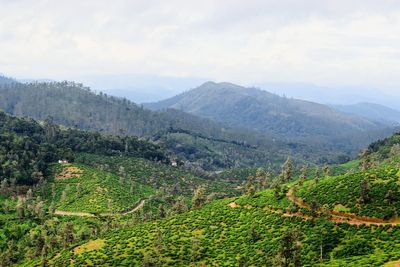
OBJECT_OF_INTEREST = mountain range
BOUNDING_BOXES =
[145,81,397,147]
[0,79,321,170]
[0,76,398,169]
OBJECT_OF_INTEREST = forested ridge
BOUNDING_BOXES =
[0,80,357,170]
[146,81,399,154]
[0,110,166,186]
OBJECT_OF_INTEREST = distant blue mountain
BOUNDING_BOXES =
[0,75,16,85]
[331,103,400,125]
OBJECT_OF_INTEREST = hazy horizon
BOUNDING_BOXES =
[1,0,400,108]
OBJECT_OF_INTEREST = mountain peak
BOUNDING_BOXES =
[199,81,242,88]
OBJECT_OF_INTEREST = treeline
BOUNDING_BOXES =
[0,111,166,186]
[367,132,400,159]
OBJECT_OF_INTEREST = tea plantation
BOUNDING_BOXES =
[43,150,400,267]
[44,163,154,213]
[48,190,400,266]
[295,163,400,219]
[75,153,239,197]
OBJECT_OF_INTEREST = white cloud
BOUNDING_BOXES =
[1,0,400,95]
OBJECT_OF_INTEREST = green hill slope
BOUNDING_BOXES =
[295,165,400,219]
[293,133,400,220]
[49,188,400,267]
[45,163,153,213]
[75,153,238,198]
[46,154,400,267]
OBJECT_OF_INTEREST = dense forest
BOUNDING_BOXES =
[0,110,166,186]
[0,80,357,170]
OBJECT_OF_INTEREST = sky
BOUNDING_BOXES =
[1,0,400,104]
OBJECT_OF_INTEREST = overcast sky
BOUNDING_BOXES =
[1,0,400,97]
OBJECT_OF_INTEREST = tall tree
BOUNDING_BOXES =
[158,204,166,218]
[255,167,271,189]
[192,186,206,209]
[314,168,321,183]
[245,175,256,196]
[0,179,8,195]
[76,183,81,197]
[360,178,370,203]
[281,157,294,182]
[299,165,307,185]
[16,197,25,220]
[278,228,302,267]
[322,164,330,177]
[61,222,75,249]
[172,196,187,214]
[390,144,400,158]
[272,180,282,200]
[61,190,67,202]
[360,149,373,171]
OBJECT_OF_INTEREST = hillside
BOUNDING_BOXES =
[44,163,153,213]
[295,165,400,219]
[0,129,398,266]
[368,132,400,159]
[48,157,400,266]
[146,81,397,150]
[0,110,238,197]
[75,153,238,198]
[40,132,400,267]
[332,102,400,125]
[0,112,243,266]
[0,110,167,187]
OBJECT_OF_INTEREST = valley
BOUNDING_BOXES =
[0,77,399,266]
[2,2,400,266]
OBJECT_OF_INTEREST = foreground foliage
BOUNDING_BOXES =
[49,191,400,266]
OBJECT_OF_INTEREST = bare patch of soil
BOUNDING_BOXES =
[228,202,239,208]
[56,166,84,180]
[74,239,105,255]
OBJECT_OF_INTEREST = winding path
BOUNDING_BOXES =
[54,198,146,217]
